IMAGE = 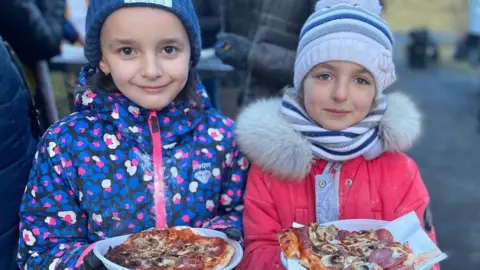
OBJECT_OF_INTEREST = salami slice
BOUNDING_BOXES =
[368,248,405,268]
[338,230,351,241]
[179,255,205,270]
[376,228,394,244]
[295,227,312,249]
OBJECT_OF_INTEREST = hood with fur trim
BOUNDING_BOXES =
[235,92,422,180]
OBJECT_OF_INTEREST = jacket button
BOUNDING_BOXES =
[345,179,353,186]
[319,180,326,188]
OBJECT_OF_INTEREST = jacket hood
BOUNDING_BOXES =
[235,92,422,180]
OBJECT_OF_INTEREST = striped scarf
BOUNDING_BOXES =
[281,88,387,162]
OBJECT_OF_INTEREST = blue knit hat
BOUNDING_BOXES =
[84,0,201,67]
[294,0,396,92]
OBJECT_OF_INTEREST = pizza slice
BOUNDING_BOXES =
[278,228,301,258]
[279,226,347,270]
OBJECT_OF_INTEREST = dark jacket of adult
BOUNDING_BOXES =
[0,38,40,270]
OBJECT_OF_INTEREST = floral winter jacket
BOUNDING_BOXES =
[17,83,249,269]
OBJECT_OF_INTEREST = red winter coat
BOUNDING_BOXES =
[235,94,439,270]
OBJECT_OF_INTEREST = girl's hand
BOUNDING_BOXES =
[81,250,106,270]
[217,227,244,248]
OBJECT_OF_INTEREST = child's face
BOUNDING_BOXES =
[99,7,191,110]
[302,61,376,131]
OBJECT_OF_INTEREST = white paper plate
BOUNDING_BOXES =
[93,228,243,270]
[321,219,388,230]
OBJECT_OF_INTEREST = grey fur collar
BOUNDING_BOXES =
[235,92,422,180]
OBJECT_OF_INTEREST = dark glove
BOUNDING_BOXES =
[216,227,244,248]
[214,33,252,70]
[81,249,107,270]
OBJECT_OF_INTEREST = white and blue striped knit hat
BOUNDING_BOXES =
[294,0,396,92]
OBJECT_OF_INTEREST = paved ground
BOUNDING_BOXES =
[392,58,480,269]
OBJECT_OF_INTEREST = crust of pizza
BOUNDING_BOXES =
[217,243,235,268]
[298,251,331,270]
[279,229,301,258]
[290,227,340,270]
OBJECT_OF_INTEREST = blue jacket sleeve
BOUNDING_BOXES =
[203,134,250,232]
[17,130,93,269]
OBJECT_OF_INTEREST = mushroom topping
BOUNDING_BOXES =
[320,253,345,270]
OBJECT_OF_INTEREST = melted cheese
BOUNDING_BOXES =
[328,239,341,245]
[344,256,357,266]
[403,253,417,266]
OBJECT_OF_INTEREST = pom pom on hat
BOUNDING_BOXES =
[315,0,383,15]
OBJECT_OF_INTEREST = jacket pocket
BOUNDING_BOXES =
[294,208,309,225]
